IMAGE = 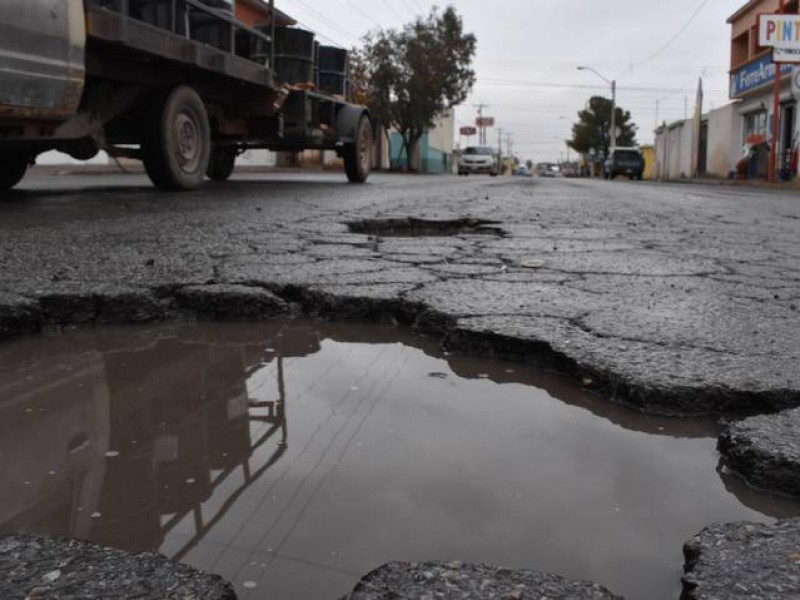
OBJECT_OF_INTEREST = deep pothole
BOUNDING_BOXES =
[1,319,798,600]
[346,217,506,237]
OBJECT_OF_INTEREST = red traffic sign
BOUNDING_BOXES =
[460,126,477,136]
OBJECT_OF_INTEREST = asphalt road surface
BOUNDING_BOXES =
[2,169,798,416]
[2,168,800,598]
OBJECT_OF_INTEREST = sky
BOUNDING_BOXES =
[275,0,742,163]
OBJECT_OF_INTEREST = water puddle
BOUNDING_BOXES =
[0,320,798,600]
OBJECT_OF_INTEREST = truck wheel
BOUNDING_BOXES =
[142,86,211,191]
[207,146,236,181]
[0,154,29,192]
[343,115,372,183]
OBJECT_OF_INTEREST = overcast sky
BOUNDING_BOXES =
[278,0,741,162]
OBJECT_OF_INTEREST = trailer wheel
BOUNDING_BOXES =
[343,115,372,183]
[0,154,30,192]
[206,146,236,181]
[142,86,211,191]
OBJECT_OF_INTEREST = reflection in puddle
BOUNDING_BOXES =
[0,321,797,600]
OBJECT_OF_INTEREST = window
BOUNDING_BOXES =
[731,32,749,68]
[743,111,768,142]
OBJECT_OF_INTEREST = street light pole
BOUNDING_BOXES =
[577,66,617,152]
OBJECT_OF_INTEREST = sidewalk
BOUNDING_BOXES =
[649,174,800,190]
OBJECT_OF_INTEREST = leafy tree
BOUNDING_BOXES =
[357,7,476,170]
[568,96,638,158]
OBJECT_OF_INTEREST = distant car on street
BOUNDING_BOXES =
[561,164,578,178]
[458,146,498,176]
[604,147,645,180]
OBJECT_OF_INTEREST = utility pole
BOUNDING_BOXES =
[474,103,490,145]
[655,99,661,132]
[769,0,788,182]
[497,127,504,173]
[610,79,617,151]
[577,66,616,153]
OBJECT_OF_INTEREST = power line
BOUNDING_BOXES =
[398,0,418,15]
[637,0,712,66]
[479,58,728,70]
[380,0,404,21]
[476,77,727,95]
[343,0,382,28]
[281,0,360,45]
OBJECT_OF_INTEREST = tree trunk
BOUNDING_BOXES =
[398,130,411,171]
[408,130,424,172]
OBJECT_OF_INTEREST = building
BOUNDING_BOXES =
[654,104,739,180]
[386,111,457,174]
[728,0,799,177]
[654,0,800,180]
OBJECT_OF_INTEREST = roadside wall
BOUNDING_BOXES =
[387,112,455,173]
[655,103,738,180]
[706,104,737,178]
[640,145,655,179]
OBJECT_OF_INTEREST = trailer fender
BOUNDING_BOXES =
[335,105,371,144]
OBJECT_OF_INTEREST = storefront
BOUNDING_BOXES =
[729,54,796,175]
[728,0,800,178]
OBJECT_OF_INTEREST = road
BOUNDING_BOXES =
[2,169,798,416]
[2,169,800,597]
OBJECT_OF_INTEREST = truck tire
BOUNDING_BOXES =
[142,86,211,191]
[343,115,372,183]
[206,145,236,181]
[0,154,29,192]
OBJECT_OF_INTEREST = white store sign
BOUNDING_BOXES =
[774,46,800,63]
[759,15,800,48]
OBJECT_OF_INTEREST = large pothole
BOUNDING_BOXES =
[1,319,798,600]
[346,217,505,237]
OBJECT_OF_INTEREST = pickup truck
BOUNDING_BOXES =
[0,0,373,191]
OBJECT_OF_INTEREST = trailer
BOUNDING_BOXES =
[0,0,373,191]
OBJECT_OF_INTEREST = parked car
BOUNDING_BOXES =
[603,147,645,180]
[536,163,559,177]
[458,146,498,176]
[561,164,578,178]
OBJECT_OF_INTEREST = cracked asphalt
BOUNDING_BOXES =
[2,171,797,416]
[2,170,800,596]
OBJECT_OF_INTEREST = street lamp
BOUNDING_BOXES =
[577,66,617,152]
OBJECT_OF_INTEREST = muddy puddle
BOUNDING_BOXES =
[0,320,798,600]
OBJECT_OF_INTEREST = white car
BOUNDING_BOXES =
[458,146,498,176]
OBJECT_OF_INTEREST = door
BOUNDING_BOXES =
[697,121,708,176]
[781,103,795,166]
[0,0,86,121]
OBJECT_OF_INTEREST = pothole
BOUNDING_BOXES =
[346,217,505,237]
[1,319,798,600]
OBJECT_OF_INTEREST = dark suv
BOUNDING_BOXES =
[604,147,645,180]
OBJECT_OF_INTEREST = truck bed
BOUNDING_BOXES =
[86,0,274,88]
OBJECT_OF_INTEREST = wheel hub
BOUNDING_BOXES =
[175,112,201,172]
